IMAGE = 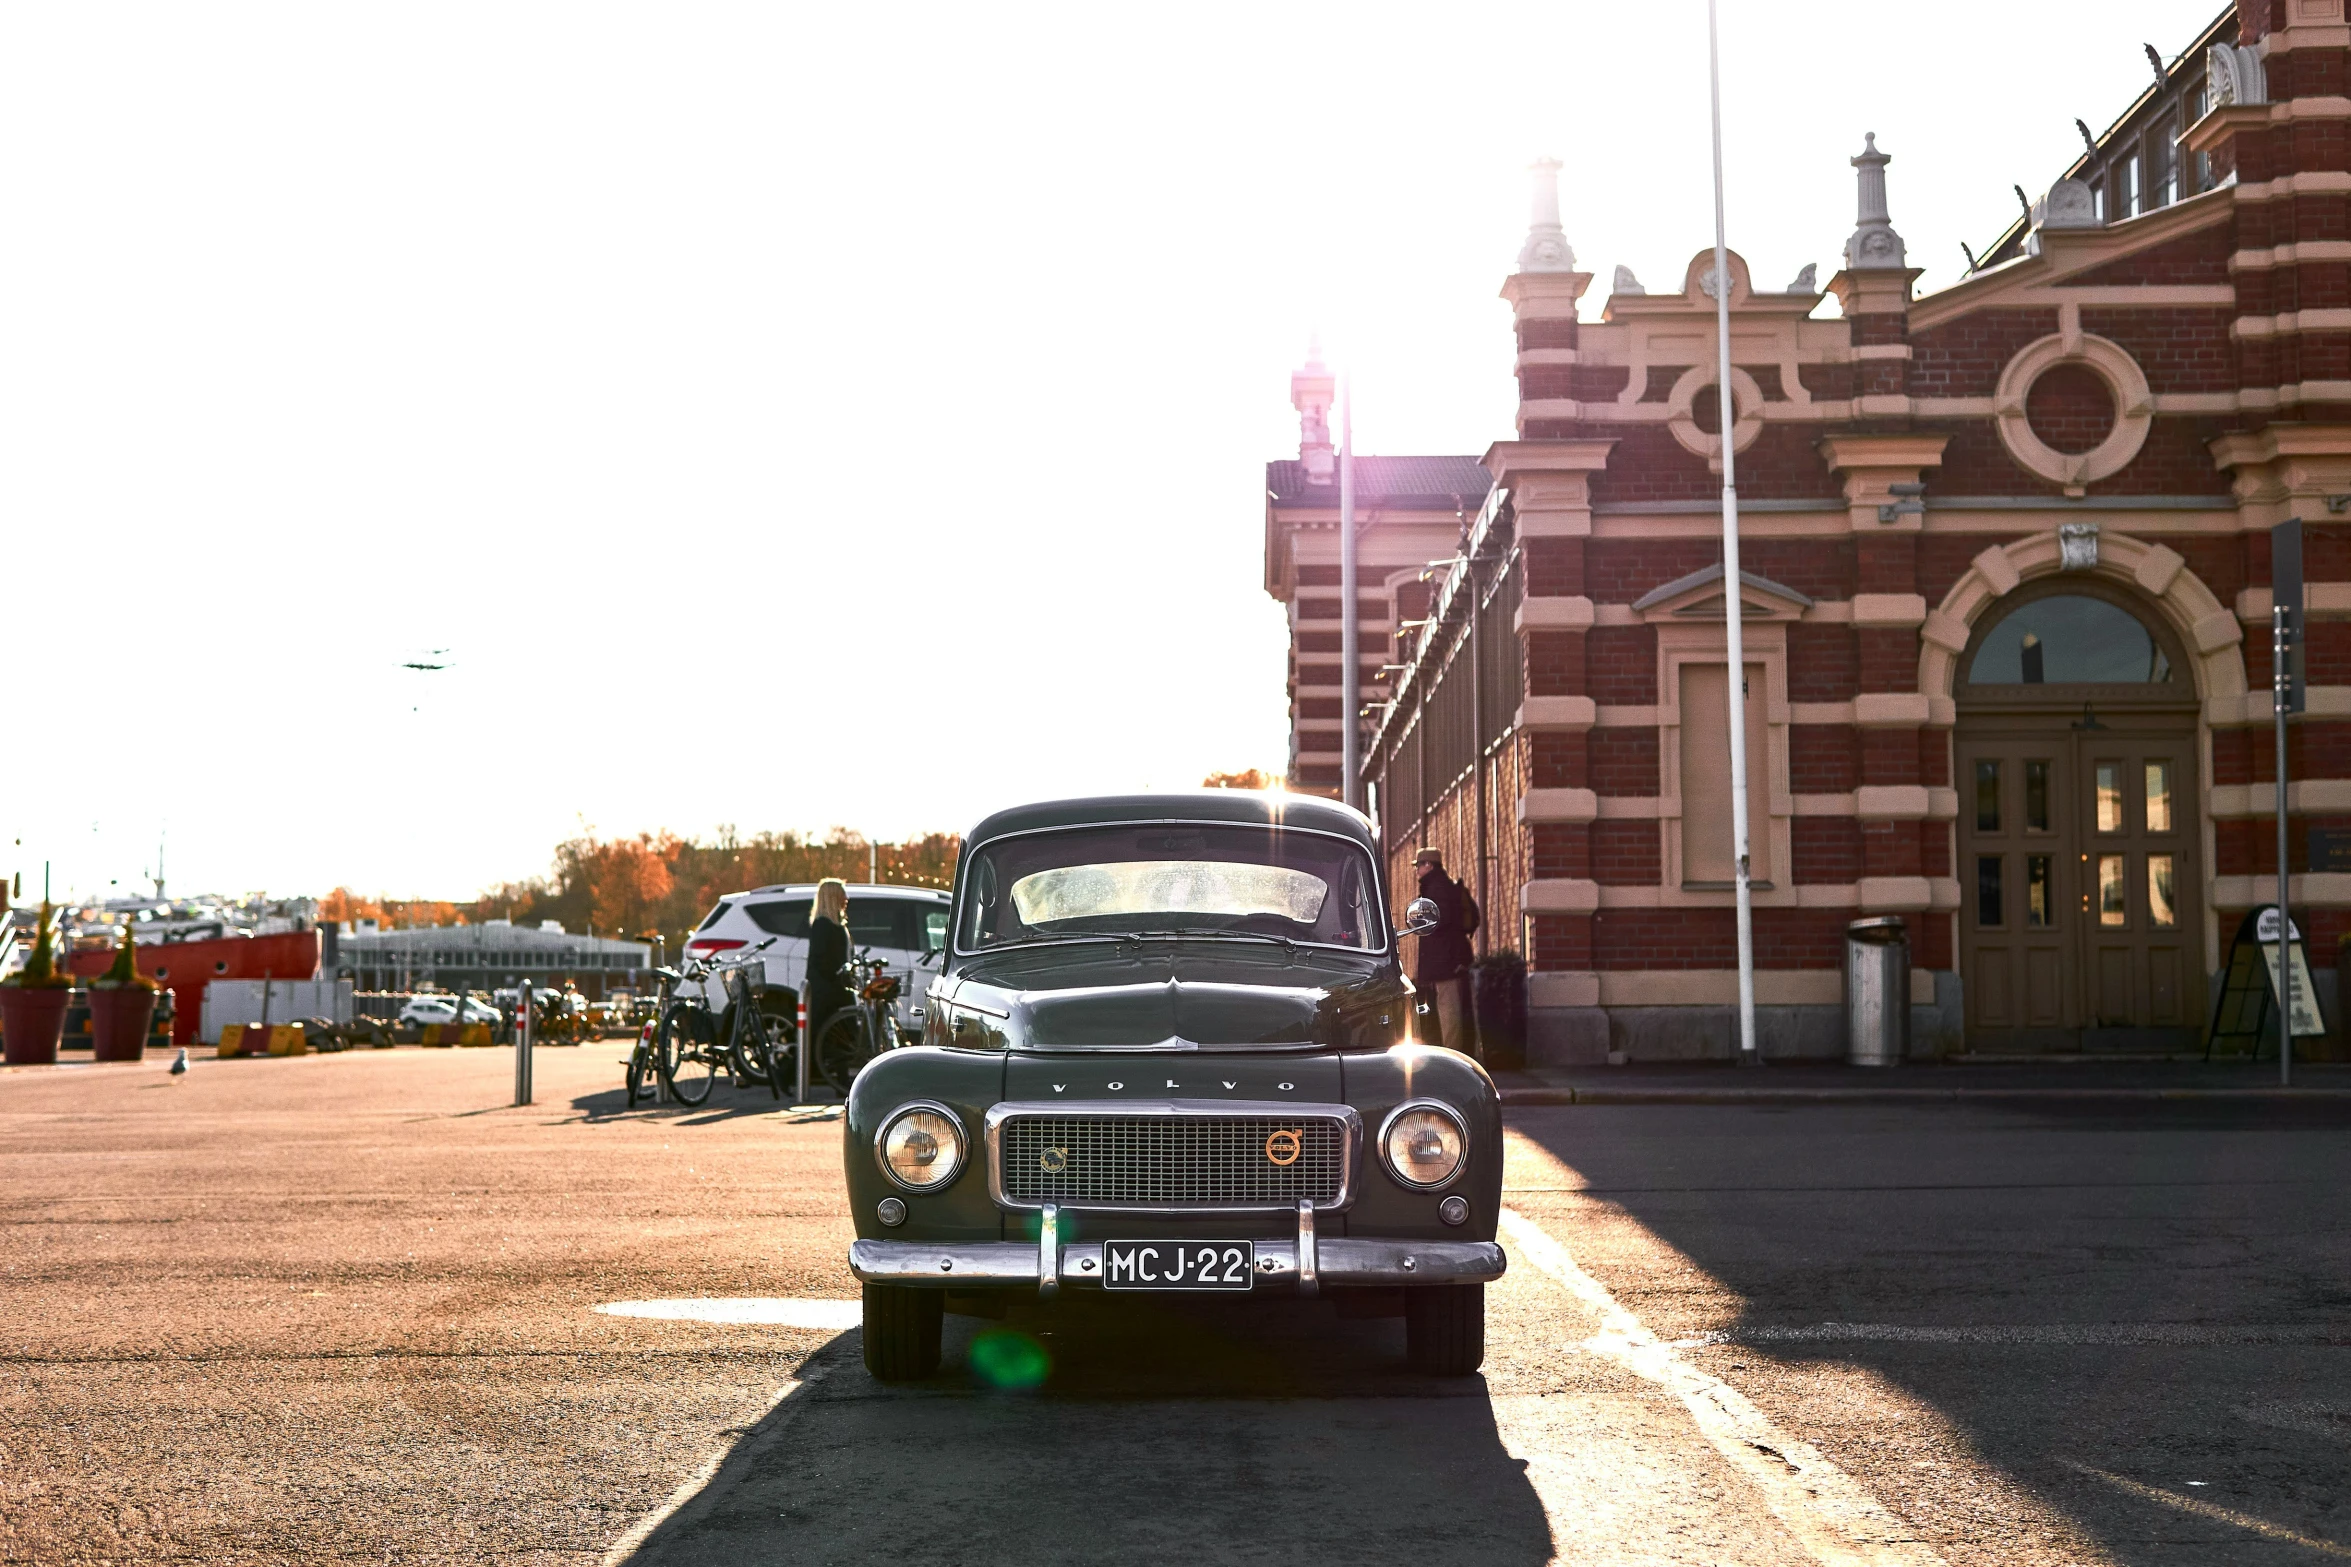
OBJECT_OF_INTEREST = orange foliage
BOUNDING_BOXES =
[1202,769,1282,790]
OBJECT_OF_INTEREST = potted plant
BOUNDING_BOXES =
[1,903,75,1066]
[88,922,159,1062]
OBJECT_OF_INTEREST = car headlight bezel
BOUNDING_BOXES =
[874,1101,968,1194]
[1378,1100,1469,1191]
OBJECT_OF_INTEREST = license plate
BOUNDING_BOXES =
[1100,1239,1254,1292]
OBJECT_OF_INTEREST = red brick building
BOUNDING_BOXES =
[1265,0,2351,1060]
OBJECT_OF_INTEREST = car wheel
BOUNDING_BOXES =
[861,1282,942,1381]
[1405,1282,1485,1376]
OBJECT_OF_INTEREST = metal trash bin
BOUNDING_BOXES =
[1844,916,1909,1066]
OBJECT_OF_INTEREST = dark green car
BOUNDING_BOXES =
[845,790,1504,1380]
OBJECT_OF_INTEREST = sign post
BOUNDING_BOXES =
[2273,517,2305,1086]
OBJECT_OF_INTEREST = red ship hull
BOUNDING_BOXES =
[67,931,321,1048]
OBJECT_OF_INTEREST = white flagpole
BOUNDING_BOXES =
[1708,0,1760,1065]
[1340,373,1359,811]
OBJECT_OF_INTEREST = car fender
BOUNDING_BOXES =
[845,1047,1007,1243]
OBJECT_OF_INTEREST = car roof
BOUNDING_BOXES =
[733,883,949,902]
[962,790,1373,850]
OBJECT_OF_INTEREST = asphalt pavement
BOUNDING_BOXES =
[1,1047,2344,1565]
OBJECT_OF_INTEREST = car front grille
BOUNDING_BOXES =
[994,1111,1351,1208]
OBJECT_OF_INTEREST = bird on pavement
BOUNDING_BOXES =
[169,1048,187,1076]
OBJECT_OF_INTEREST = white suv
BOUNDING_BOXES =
[398,994,503,1030]
[683,883,950,1038]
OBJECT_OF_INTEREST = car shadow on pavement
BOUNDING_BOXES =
[621,1296,1553,1566]
[1505,1101,2351,1565]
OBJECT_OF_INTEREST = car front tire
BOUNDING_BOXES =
[1405,1282,1485,1376]
[861,1282,942,1381]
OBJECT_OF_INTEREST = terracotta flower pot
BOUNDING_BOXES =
[0,987,71,1066]
[88,988,157,1062]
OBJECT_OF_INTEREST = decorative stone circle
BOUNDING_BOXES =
[1993,334,2153,495]
[1666,364,1766,466]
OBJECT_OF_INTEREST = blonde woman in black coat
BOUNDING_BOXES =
[804,877,854,1048]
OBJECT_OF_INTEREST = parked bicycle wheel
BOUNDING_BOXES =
[731,1009,784,1100]
[813,1008,873,1096]
[625,1025,658,1107]
[656,1003,719,1107]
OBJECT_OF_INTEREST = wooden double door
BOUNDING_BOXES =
[1956,715,2202,1052]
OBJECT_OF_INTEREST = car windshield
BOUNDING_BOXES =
[958,823,1382,951]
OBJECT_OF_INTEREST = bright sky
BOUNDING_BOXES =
[3,1,2223,902]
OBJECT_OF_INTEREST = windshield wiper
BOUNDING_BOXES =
[1122,929,1298,952]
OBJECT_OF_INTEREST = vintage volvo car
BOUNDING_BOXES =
[845,790,1504,1380]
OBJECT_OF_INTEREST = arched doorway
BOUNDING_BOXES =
[1954,579,2203,1052]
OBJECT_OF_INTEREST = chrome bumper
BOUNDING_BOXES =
[848,1236,1505,1291]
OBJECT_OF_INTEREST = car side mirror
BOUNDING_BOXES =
[1401,897,1441,935]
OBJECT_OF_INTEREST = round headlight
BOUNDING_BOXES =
[877,1104,965,1192]
[1381,1104,1466,1190]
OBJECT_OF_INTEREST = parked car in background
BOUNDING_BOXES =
[397,994,502,1030]
[684,883,950,1043]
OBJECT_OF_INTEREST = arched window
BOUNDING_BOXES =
[1967,595,2172,686]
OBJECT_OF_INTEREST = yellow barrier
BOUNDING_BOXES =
[218,1023,310,1057]
[421,1024,451,1047]
[459,1023,494,1047]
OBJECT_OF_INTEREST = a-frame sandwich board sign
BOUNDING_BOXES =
[2207,905,2325,1059]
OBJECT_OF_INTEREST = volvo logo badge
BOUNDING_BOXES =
[1264,1129,1302,1167]
[1039,1147,1069,1174]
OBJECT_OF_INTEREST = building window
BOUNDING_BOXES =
[1678,662,1772,886]
[2091,181,2106,221]
[1966,596,2173,685]
[2187,87,2210,192]
[2149,121,2175,207]
[2119,155,2139,218]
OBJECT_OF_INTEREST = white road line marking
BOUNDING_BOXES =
[2063,1460,2351,1558]
[1499,1207,1949,1567]
[1687,1321,2346,1347]
[597,1297,861,1329]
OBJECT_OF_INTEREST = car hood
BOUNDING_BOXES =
[947,944,1397,1053]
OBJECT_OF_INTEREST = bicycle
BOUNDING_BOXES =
[625,1017,660,1107]
[717,956,789,1100]
[809,950,912,1095]
[633,938,778,1107]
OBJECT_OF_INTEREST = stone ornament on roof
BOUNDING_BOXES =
[1843,133,1907,270]
[1612,264,1645,295]
[2035,179,2101,233]
[2207,41,2266,107]
[1290,334,1336,484]
[1517,157,1576,273]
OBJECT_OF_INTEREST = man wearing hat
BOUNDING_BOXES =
[1411,846,1480,1058]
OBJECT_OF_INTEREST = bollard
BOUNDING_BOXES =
[514,988,533,1106]
[795,990,811,1105]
